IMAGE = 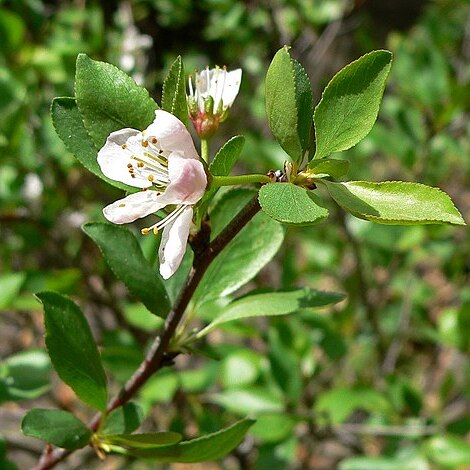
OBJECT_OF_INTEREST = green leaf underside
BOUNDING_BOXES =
[41,304,106,407]
[323,181,465,225]
[51,97,132,191]
[101,402,144,435]
[161,56,188,126]
[266,47,313,161]
[37,292,107,411]
[308,158,350,179]
[198,288,345,337]
[312,50,392,161]
[75,54,158,148]
[210,135,245,176]
[194,190,284,305]
[102,432,182,449]
[22,409,92,450]
[258,183,329,225]
[83,223,171,318]
[123,419,255,462]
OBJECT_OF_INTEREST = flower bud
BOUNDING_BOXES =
[187,66,242,139]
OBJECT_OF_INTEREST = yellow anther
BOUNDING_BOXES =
[121,143,127,149]
[151,137,157,144]
[141,228,150,235]
[153,227,159,235]
[119,203,126,207]
[141,140,148,148]
[127,163,133,168]
[147,175,154,182]
[137,162,144,168]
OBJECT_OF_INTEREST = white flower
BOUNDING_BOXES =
[188,66,242,114]
[98,110,207,279]
[188,66,242,138]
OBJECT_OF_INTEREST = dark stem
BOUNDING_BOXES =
[34,196,261,470]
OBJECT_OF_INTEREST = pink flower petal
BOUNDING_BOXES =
[145,110,199,159]
[162,153,207,205]
[159,206,193,279]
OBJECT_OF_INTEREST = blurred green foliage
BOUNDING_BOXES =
[1,0,470,468]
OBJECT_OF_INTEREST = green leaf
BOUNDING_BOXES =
[51,97,132,191]
[265,46,313,162]
[315,387,390,424]
[251,414,296,443]
[197,288,344,337]
[37,292,107,411]
[194,190,285,305]
[102,432,182,449]
[0,272,25,309]
[425,435,470,467]
[197,136,246,225]
[323,180,465,225]
[124,419,255,462]
[101,402,144,435]
[161,56,188,126]
[308,158,350,179]
[22,409,92,450]
[0,350,51,402]
[312,50,392,160]
[210,135,245,176]
[258,183,329,225]
[83,223,171,318]
[75,54,158,148]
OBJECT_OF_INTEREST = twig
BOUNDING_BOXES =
[34,196,261,470]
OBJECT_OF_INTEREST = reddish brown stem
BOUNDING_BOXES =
[34,196,261,470]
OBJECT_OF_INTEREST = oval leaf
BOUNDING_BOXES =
[83,223,171,318]
[313,50,392,160]
[161,56,188,126]
[75,54,158,147]
[197,288,345,338]
[266,46,313,162]
[210,135,245,177]
[101,402,144,435]
[194,190,284,305]
[197,135,246,225]
[258,183,329,225]
[308,158,350,179]
[124,419,255,462]
[37,292,107,411]
[323,180,465,225]
[425,435,470,467]
[22,409,91,450]
[0,350,51,402]
[102,432,182,449]
[51,97,132,191]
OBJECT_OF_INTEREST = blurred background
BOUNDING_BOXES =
[1,0,470,468]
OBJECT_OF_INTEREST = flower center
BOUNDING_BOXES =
[122,134,170,190]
